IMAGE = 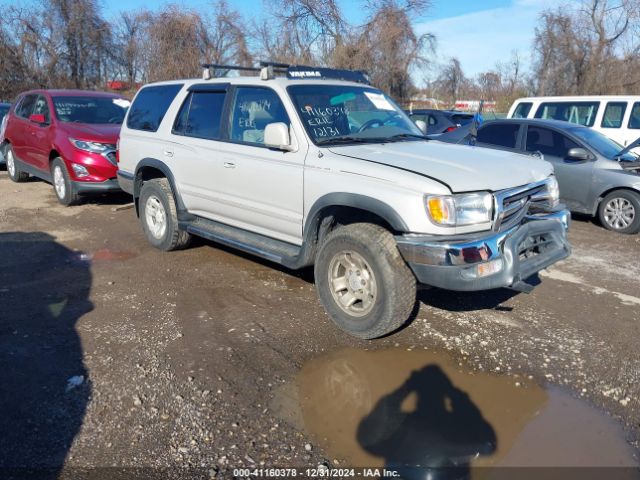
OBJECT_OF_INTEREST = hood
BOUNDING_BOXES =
[329,141,553,193]
[61,123,121,144]
[615,136,640,161]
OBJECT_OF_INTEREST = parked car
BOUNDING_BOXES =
[0,102,10,165]
[1,90,130,205]
[117,62,570,339]
[405,109,474,135]
[451,119,640,234]
[508,95,640,152]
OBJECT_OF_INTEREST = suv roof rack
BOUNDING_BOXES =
[201,61,370,85]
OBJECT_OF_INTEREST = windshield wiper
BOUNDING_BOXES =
[384,133,430,142]
[316,136,384,146]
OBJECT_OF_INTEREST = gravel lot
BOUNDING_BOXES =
[0,172,639,478]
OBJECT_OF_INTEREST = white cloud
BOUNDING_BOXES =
[417,0,569,79]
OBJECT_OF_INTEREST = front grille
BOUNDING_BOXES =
[494,181,550,231]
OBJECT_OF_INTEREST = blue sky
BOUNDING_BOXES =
[99,0,567,78]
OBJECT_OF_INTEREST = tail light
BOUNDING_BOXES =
[115,137,120,163]
[444,126,457,133]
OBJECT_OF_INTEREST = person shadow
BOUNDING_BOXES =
[357,365,497,480]
[0,232,92,479]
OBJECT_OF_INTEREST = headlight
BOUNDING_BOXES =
[547,176,560,207]
[69,137,112,153]
[426,192,493,226]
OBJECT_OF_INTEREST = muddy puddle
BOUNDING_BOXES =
[272,348,638,476]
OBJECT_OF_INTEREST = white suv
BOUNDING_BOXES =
[117,63,571,339]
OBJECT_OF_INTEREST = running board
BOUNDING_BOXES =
[181,216,303,269]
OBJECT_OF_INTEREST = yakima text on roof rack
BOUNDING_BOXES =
[201,61,370,84]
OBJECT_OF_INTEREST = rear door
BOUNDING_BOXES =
[168,85,230,220]
[626,102,640,150]
[10,94,37,163]
[524,125,595,212]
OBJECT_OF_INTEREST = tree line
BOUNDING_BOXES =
[0,0,639,106]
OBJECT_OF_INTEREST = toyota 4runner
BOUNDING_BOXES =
[116,62,571,339]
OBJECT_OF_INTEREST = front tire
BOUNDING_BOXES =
[598,190,640,234]
[139,178,191,251]
[315,223,417,339]
[6,145,29,182]
[51,158,80,206]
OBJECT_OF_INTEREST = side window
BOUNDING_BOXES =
[16,95,37,119]
[174,91,226,140]
[476,123,520,149]
[127,84,183,132]
[629,102,640,129]
[525,126,579,158]
[229,87,290,145]
[33,95,50,124]
[534,101,599,127]
[512,102,533,119]
[601,102,627,128]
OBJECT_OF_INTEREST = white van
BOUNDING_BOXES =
[508,96,640,148]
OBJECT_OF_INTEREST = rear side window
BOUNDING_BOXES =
[477,123,520,149]
[15,95,37,119]
[127,84,183,132]
[512,102,533,119]
[601,102,627,128]
[525,126,579,158]
[534,101,599,127]
[629,102,640,129]
[173,91,226,140]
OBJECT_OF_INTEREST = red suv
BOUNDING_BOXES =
[1,89,130,205]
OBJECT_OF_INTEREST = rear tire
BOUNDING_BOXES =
[315,223,417,339]
[139,178,192,251]
[6,145,29,183]
[51,158,80,206]
[598,190,640,234]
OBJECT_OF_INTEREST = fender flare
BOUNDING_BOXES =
[134,158,188,214]
[303,192,409,240]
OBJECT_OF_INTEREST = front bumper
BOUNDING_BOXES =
[396,209,571,292]
[72,178,121,195]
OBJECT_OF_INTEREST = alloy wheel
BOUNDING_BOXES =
[328,250,378,317]
[53,165,66,199]
[603,197,636,230]
[145,195,167,240]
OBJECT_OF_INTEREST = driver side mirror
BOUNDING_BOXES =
[566,147,591,161]
[264,122,294,152]
[414,120,427,135]
[29,113,47,125]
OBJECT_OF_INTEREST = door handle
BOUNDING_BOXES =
[163,150,174,157]
[223,162,236,169]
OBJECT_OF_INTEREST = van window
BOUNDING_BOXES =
[512,102,533,119]
[534,101,599,127]
[629,102,640,129]
[477,123,520,149]
[127,84,183,132]
[601,102,627,128]
[173,91,226,140]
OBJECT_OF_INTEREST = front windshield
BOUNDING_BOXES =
[569,127,639,161]
[287,85,423,145]
[53,96,130,125]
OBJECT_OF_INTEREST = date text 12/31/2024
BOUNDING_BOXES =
[232,468,400,478]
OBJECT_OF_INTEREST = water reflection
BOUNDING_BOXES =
[358,365,495,479]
